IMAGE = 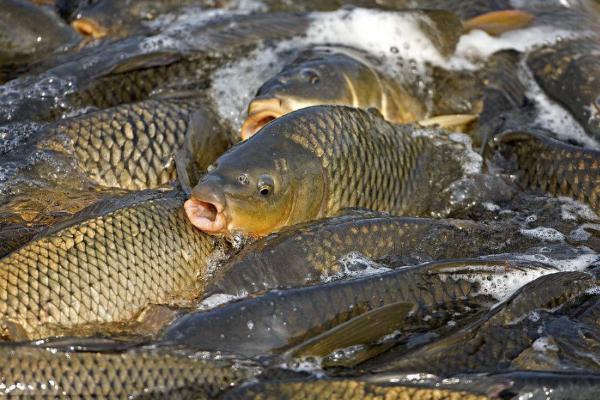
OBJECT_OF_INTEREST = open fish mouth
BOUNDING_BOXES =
[241,97,287,140]
[71,18,108,39]
[184,197,228,233]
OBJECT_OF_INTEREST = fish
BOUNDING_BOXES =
[185,105,474,237]
[241,46,429,139]
[527,38,600,141]
[0,12,311,124]
[241,11,533,138]
[36,95,232,190]
[492,130,600,215]
[233,371,600,400]
[0,190,220,340]
[223,378,492,400]
[206,212,543,297]
[163,258,554,357]
[491,371,600,400]
[369,271,598,376]
[0,0,80,81]
[0,342,257,398]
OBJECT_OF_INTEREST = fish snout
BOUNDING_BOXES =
[241,97,285,140]
[71,18,108,39]
[185,180,228,234]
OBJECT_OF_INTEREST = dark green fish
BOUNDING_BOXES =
[371,271,597,376]
[492,371,600,400]
[163,259,554,357]
[527,38,600,141]
[186,105,475,237]
[37,96,232,190]
[0,12,311,124]
[0,190,219,340]
[0,343,257,398]
[493,130,600,215]
[224,378,492,400]
[206,212,542,297]
[0,0,80,80]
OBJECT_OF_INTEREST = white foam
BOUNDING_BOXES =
[198,293,245,310]
[520,227,565,242]
[483,202,501,211]
[451,27,580,68]
[532,336,559,352]
[569,223,600,242]
[444,248,598,304]
[518,60,600,149]
[210,45,284,129]
[449,133,483,175]
[320,252,391,283]
[560,197,600,221]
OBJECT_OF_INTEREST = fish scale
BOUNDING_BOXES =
[286,107,465,216]
[373,271,597,376]
[497,132,600,214]
[39,97,200,190]
[164,259,501,356]
[225,379,490,400]
[0,345,256,398]
[0,190,215,340]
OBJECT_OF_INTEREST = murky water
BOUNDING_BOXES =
[1,0,600,398]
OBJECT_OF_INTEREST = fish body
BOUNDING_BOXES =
[0,0,80,77]
[0,190,217,340]
[0,343,256,398]
[527,38,600,141]
[241,46,427,139]
[186,105,473,236]
[207,213,541,297]
[163,259,552,357]
[240,9,534,138]
[372,271,597,375]
[224,379,490,400]
[37,96,231,190]
[494,131,600,215]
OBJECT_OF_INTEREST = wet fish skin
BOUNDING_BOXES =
[494,131,600,215]
[224,379,490,400]
[37,96,229,190]
[0,0,80,75]
[0,344,256,398]
[241,46,427,138]
[206,213,541,297]
[493,371,600,400]
[527,38,600,141]
[186,105,470,236]
[163,259,550,357]
[65,55,215,111]
[372,271,597,376]
[0,190,217,340]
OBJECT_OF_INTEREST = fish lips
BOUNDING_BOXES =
[184,185,228,234]
[241,97,287,140]
[71,18,108,39]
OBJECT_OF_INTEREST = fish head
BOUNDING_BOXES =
[186,119,326,237]
[70,0,162,38]
[241,48,374,139]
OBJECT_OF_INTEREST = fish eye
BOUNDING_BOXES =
[257,175,274,196]
[237,173,250,185]
[300,68,320,84]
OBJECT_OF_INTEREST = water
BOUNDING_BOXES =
[1,0,600,397]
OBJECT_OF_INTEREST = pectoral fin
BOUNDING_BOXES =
[285,301,416,358]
